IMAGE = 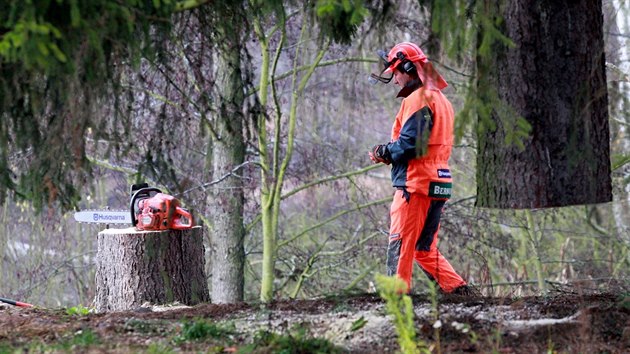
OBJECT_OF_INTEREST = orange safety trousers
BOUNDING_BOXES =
[387,189,466,293]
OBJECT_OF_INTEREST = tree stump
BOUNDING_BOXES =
[94,226,209,312]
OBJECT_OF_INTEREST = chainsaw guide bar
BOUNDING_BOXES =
[73,210,131,225]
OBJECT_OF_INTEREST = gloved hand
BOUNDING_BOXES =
[369,144,391,165]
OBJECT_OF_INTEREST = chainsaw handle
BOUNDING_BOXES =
[172,207,194,229]
[130,187,162,226]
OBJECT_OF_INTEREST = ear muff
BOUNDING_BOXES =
[396,51,416,75]
[402,60,416,74]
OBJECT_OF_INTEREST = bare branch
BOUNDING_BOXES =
[282,164,385,200]
[605,31,630,39]
[278,197,392,248]
[178,160,259,196]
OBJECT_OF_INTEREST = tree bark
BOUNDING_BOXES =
[94,226,209,312]
[477,0,612,208]
[603,1,630,234]
[207,4,246,304]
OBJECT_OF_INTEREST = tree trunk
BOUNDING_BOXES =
[208,4,246,304]
[603,1,630,234]
[94,226,209,312]
[208,97,246,304]
[477,0,612,208]
[254,27,275,303]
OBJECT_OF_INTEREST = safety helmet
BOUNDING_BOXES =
[384,42,427,73]
[369,42,448,90]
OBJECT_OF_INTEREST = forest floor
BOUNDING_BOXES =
[0,291,628,353]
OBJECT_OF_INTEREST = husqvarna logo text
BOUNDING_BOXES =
[93,213,126,222]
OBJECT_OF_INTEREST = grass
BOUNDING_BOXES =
[174,319,236,343]
[0,344,13,354]
[60,329,100,350]
[238,328,344,354]
[350,316,368,331]
[65,304,92,316]
[145,343,176,354]
[169,319,345,353]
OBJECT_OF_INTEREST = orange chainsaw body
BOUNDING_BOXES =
[131,185,194,231]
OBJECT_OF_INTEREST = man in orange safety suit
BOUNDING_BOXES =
[368,42,473,295]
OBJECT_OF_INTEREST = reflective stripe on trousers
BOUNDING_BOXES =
[386,189,466,293]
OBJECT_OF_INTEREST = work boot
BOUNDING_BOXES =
[450,284,481,297]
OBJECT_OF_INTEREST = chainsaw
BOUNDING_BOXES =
[73,183,194,230]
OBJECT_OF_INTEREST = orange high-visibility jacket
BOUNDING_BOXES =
[386,87,454,198]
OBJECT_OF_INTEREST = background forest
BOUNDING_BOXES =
[1,0,629,309]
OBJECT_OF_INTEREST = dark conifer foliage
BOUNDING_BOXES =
[0,0,175,209]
